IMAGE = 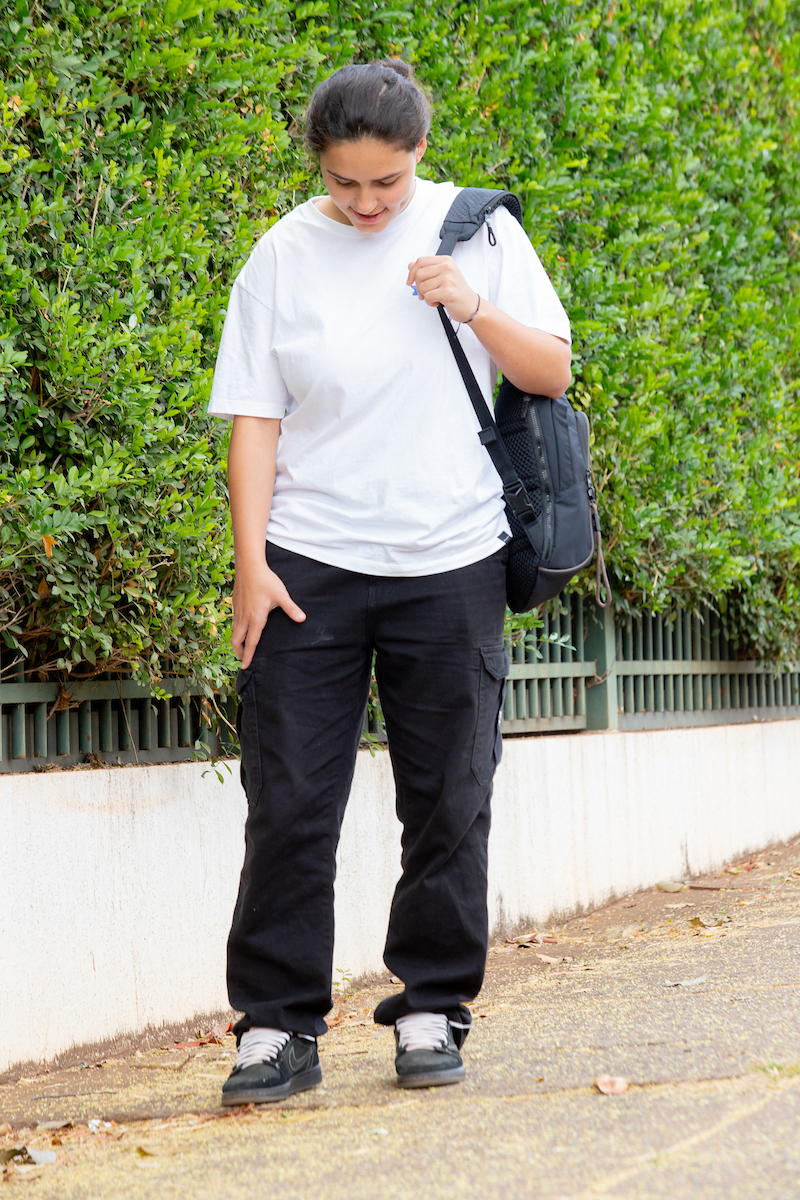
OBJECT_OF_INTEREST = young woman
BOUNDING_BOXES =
[208,59,571,1104]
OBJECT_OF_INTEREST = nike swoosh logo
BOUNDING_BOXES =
[286,1043,312,1073]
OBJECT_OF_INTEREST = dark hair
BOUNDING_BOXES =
[304,60,432,156]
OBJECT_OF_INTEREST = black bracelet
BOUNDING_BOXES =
[464,294,481,324]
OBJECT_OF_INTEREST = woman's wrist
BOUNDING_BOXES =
[234,546,271,575]
[463,293,481,324]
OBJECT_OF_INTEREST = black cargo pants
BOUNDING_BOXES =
[227,541,509,1043]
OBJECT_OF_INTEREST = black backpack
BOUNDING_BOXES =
[436,187,611,612]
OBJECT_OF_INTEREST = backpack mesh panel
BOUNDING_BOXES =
[502,428,542,522]
[495,382,542,612]
[506,541,540,613]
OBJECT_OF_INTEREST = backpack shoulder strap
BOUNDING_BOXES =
[434,188,540,548]
[436,187,523,256]
[437,308,540,541]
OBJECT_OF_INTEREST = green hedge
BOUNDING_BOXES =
[1,0,798,688]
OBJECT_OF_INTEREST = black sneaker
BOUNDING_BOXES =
[394,1012,466,1089]
[221,1030,322,1106]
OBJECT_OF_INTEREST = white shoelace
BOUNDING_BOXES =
[236,1027,290,1071]
[395,1011,449,1052]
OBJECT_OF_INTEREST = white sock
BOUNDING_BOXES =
[395,1012,449,1052]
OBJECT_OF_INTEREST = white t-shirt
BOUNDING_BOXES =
[208,177,571,577]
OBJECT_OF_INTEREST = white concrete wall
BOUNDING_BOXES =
[2,720,799,1075]
[0,762,247,1078]
[486,721,800,939]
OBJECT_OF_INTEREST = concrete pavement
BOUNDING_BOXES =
[3,837,800,1197]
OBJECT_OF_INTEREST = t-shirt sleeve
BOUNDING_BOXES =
[488,206,571,344]
[206,242,290,421]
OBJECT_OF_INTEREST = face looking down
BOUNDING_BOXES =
[317,136,427,232]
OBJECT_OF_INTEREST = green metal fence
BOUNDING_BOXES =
[503,599,800,734]
[596,603,799,732]
[2,599,798,770]
[503,593,593,734]
[0,660,222,773]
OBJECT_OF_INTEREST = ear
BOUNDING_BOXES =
[415,136,427,164]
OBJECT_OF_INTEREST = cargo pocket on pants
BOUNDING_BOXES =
[471,644,510,787]
[235,668,263,807]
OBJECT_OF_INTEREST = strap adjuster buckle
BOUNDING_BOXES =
[503,480,531,517]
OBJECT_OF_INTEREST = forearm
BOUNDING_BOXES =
[227,416,304,666]
[468,299,572,398]
[228,415,281,568]
[407,254,572,399]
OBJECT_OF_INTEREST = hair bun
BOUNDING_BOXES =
[305,59,431,155]
[374,58,414,80]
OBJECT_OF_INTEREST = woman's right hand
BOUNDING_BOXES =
[231,559,306,669]
[227,416,305,669]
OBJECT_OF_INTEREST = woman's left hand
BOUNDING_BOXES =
[407,256,479,324]
[407,254,572,398]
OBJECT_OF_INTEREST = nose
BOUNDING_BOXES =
[354,191,380,214]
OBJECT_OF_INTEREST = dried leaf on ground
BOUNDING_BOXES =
[201,1021,234,1043]
[595,1075,629,1095]
[170,1021,234,1049]
[510,932,558,947]
[25,1148,56,1166]
[1,1147,56,1166]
